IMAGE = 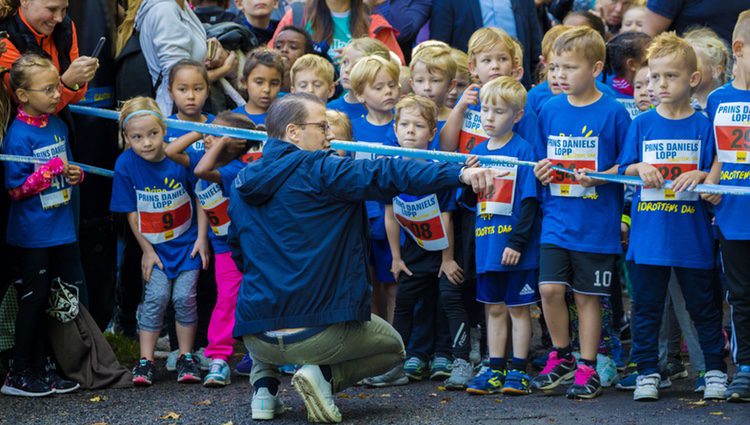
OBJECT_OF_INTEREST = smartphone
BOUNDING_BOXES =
[91,36,106,58]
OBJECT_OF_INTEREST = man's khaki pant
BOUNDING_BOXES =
[243,314,405,392]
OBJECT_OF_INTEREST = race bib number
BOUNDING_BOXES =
[137,186,193,244]
[641,139,700,202]
[617,98,641,120]
[167,135,205,152]
[547,135,598,197]
[392,194,449,251]
[713,102,750,163]
[33,139,70,209]
[196,182,230,236]
[477,162,517,216]
[458,109,488,154]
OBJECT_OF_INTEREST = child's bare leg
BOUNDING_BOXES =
[574,293,601,361]
[176,323,197,355]
[540,284,570,348]
[486,303,509,357]
[509,306,532,360]
[139,330,159,360]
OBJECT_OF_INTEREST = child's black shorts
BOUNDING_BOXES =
[538,244,617,296]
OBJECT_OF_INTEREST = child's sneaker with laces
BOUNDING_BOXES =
[235,352,253,376]
[403,356,429,381]
[725,366,750,402]
[566,364,602,399]
[40,359,80,394]
[531,351,576,390]
[694,371,706,393]
[633,372,660,401]
[252,387,285,420]
[444,358,474,390]
[132,358,155,386]
[176,353,201,384]
[501,369,532,395]
[1,369,54,397]
[430,356,452,380]
[362,364,408,387]
[203,358,231,387]
[466,368,506,395]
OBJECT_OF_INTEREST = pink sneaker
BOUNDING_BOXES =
[531,351,576,390]
[566,363,602,399]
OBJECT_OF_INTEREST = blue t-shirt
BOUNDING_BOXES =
[185,150,246,254]
[538,94,631,254]
[385,120,445,151]
[386,189,456,251]
[618,110,715,268]
[231,105,267,126]
[327,96,368,121]
[471,134,540,272]
[525,80,617,118]
[647,0,750,44]
[352,116,394,238]
[3,116,75,248]
[164,114,216,152]
[110,150,201,278]
[706,82,750,240]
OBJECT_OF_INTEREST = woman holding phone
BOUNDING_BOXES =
[0,0,99,112]
[116,0,237,114]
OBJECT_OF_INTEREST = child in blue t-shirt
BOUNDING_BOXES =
[164,59,215,150]
[618,32,727,402]
[232,47,284,126]
[702,10,750,401]
[463,77,540,397]
[601,32,652,120]
[165,111,261,387]
[110,97,209,387]
[327,38,387,120]
[362,95,460,387]
[533,27,631,400]
[349,55,400,289]
[1,55,84,397]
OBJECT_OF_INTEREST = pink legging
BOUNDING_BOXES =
[204,252,242,361]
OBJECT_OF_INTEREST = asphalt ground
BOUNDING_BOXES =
[2,358,749,425]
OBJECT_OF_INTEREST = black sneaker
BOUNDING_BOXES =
[1,369,54,397]
[41,359,80,394]
[531,351,576,390]
[566,364,602,399]
[176,353,201,384]
[665,357,688,380]
[132,358,155,386]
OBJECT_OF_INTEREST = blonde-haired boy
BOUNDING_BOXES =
[410,46,456,122]
[447,48,471,108]
[464,76,540,396]
[532,26,631,400]
[290,54,335,101]
[618,30,727,402]
[702,8,750,403]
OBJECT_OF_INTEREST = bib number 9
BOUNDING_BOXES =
[731,128,750,150]
[162,212,173,229]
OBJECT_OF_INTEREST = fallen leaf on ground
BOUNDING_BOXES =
[494,398,503,403]
[221,422,234,425]
[193,400,212,406]
[710,412,724,416]
[338,393,351,399]
[688,400,707,406]
[379,393,391,398]
[356,393,369,399]
[91,422,108,425]
[429,393,438,397]
[160,412,180,420]
[89,395,107,402]
[437,386,446,391]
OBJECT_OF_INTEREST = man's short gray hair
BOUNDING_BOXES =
[266,93,326,139]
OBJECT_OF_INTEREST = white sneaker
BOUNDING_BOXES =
[251,387,285,420]
[633,373,660,401]
[703,370,728,400]
[292,365,342,423]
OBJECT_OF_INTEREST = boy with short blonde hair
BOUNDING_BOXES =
[532,26,631,400]
[465,76,541,396]
[447,49,471,108]
[290,54,335,101]
[703,9,750,402]
[618,31,727,402]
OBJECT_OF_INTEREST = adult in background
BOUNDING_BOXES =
[368,0,431,63]
[642,0,750,45]
[229,93,501,422]
[116,0,237,114]
[0,0,98,111]
[430,0,542,88]
[268,0,404,65]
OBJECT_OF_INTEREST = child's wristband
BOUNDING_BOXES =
[621,214,631,228]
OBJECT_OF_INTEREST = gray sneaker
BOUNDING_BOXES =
[725,369,750,402]
[292,365,342,423]
[252,387,285,420]
[362,364,409,387]
[704,370,728,400]
[444,358,474,390]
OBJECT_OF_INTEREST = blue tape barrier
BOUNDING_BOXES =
[0,154,115,178]
[330,141,749,196]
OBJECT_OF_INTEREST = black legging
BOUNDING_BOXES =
[13,242,87,371]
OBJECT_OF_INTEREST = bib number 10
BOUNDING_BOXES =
[593,270,612,287]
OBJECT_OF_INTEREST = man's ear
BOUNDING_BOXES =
[285,122,300,143]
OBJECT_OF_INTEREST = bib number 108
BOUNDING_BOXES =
[593,270,612,287]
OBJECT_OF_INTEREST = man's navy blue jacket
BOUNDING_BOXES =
[229,138,464,336]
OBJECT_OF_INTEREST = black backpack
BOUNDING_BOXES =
[114,30,162,103]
